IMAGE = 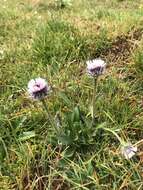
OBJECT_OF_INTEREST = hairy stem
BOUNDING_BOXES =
[41,99,58,132]
[97,126,124,144]
[92,77,98,126]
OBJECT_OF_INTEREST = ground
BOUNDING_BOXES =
[0,0,143,189]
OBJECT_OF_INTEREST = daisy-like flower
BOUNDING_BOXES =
[121,143,137,160]
[86,58,106,77]
[28,77,50,100]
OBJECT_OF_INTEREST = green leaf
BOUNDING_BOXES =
[72,106,80,122]
[58,92,72,107]
[19,131,36,141]
[58,134,73,145]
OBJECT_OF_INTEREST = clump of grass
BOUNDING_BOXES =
[33,20,86,67]
[134,50,143,74]
[33,20,110,70]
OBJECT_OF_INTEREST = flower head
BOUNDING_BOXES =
[121,143,137,159]
[28,78,50,100]
[86,58,106,77]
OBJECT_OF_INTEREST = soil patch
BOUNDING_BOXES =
[102,28,143,62]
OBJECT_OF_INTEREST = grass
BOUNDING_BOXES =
[0,0,143,189]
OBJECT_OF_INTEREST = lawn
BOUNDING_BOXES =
[0,0,143,189]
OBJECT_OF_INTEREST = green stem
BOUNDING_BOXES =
[97,126,124,145]
[41,99,58,133]
[92,77,98,126]
[134,139,143,147]
[41,99,49,113]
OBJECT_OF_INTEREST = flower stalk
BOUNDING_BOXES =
[92,77,98,126]
[97,126,123,144]
[96,125,137,159]
[41,99,58,133]
[86,58,106,127]
[27,77,58,133]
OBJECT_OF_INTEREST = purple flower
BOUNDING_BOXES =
[86,58,106,77]
[28,78,50,100]
[121,143,137,159]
